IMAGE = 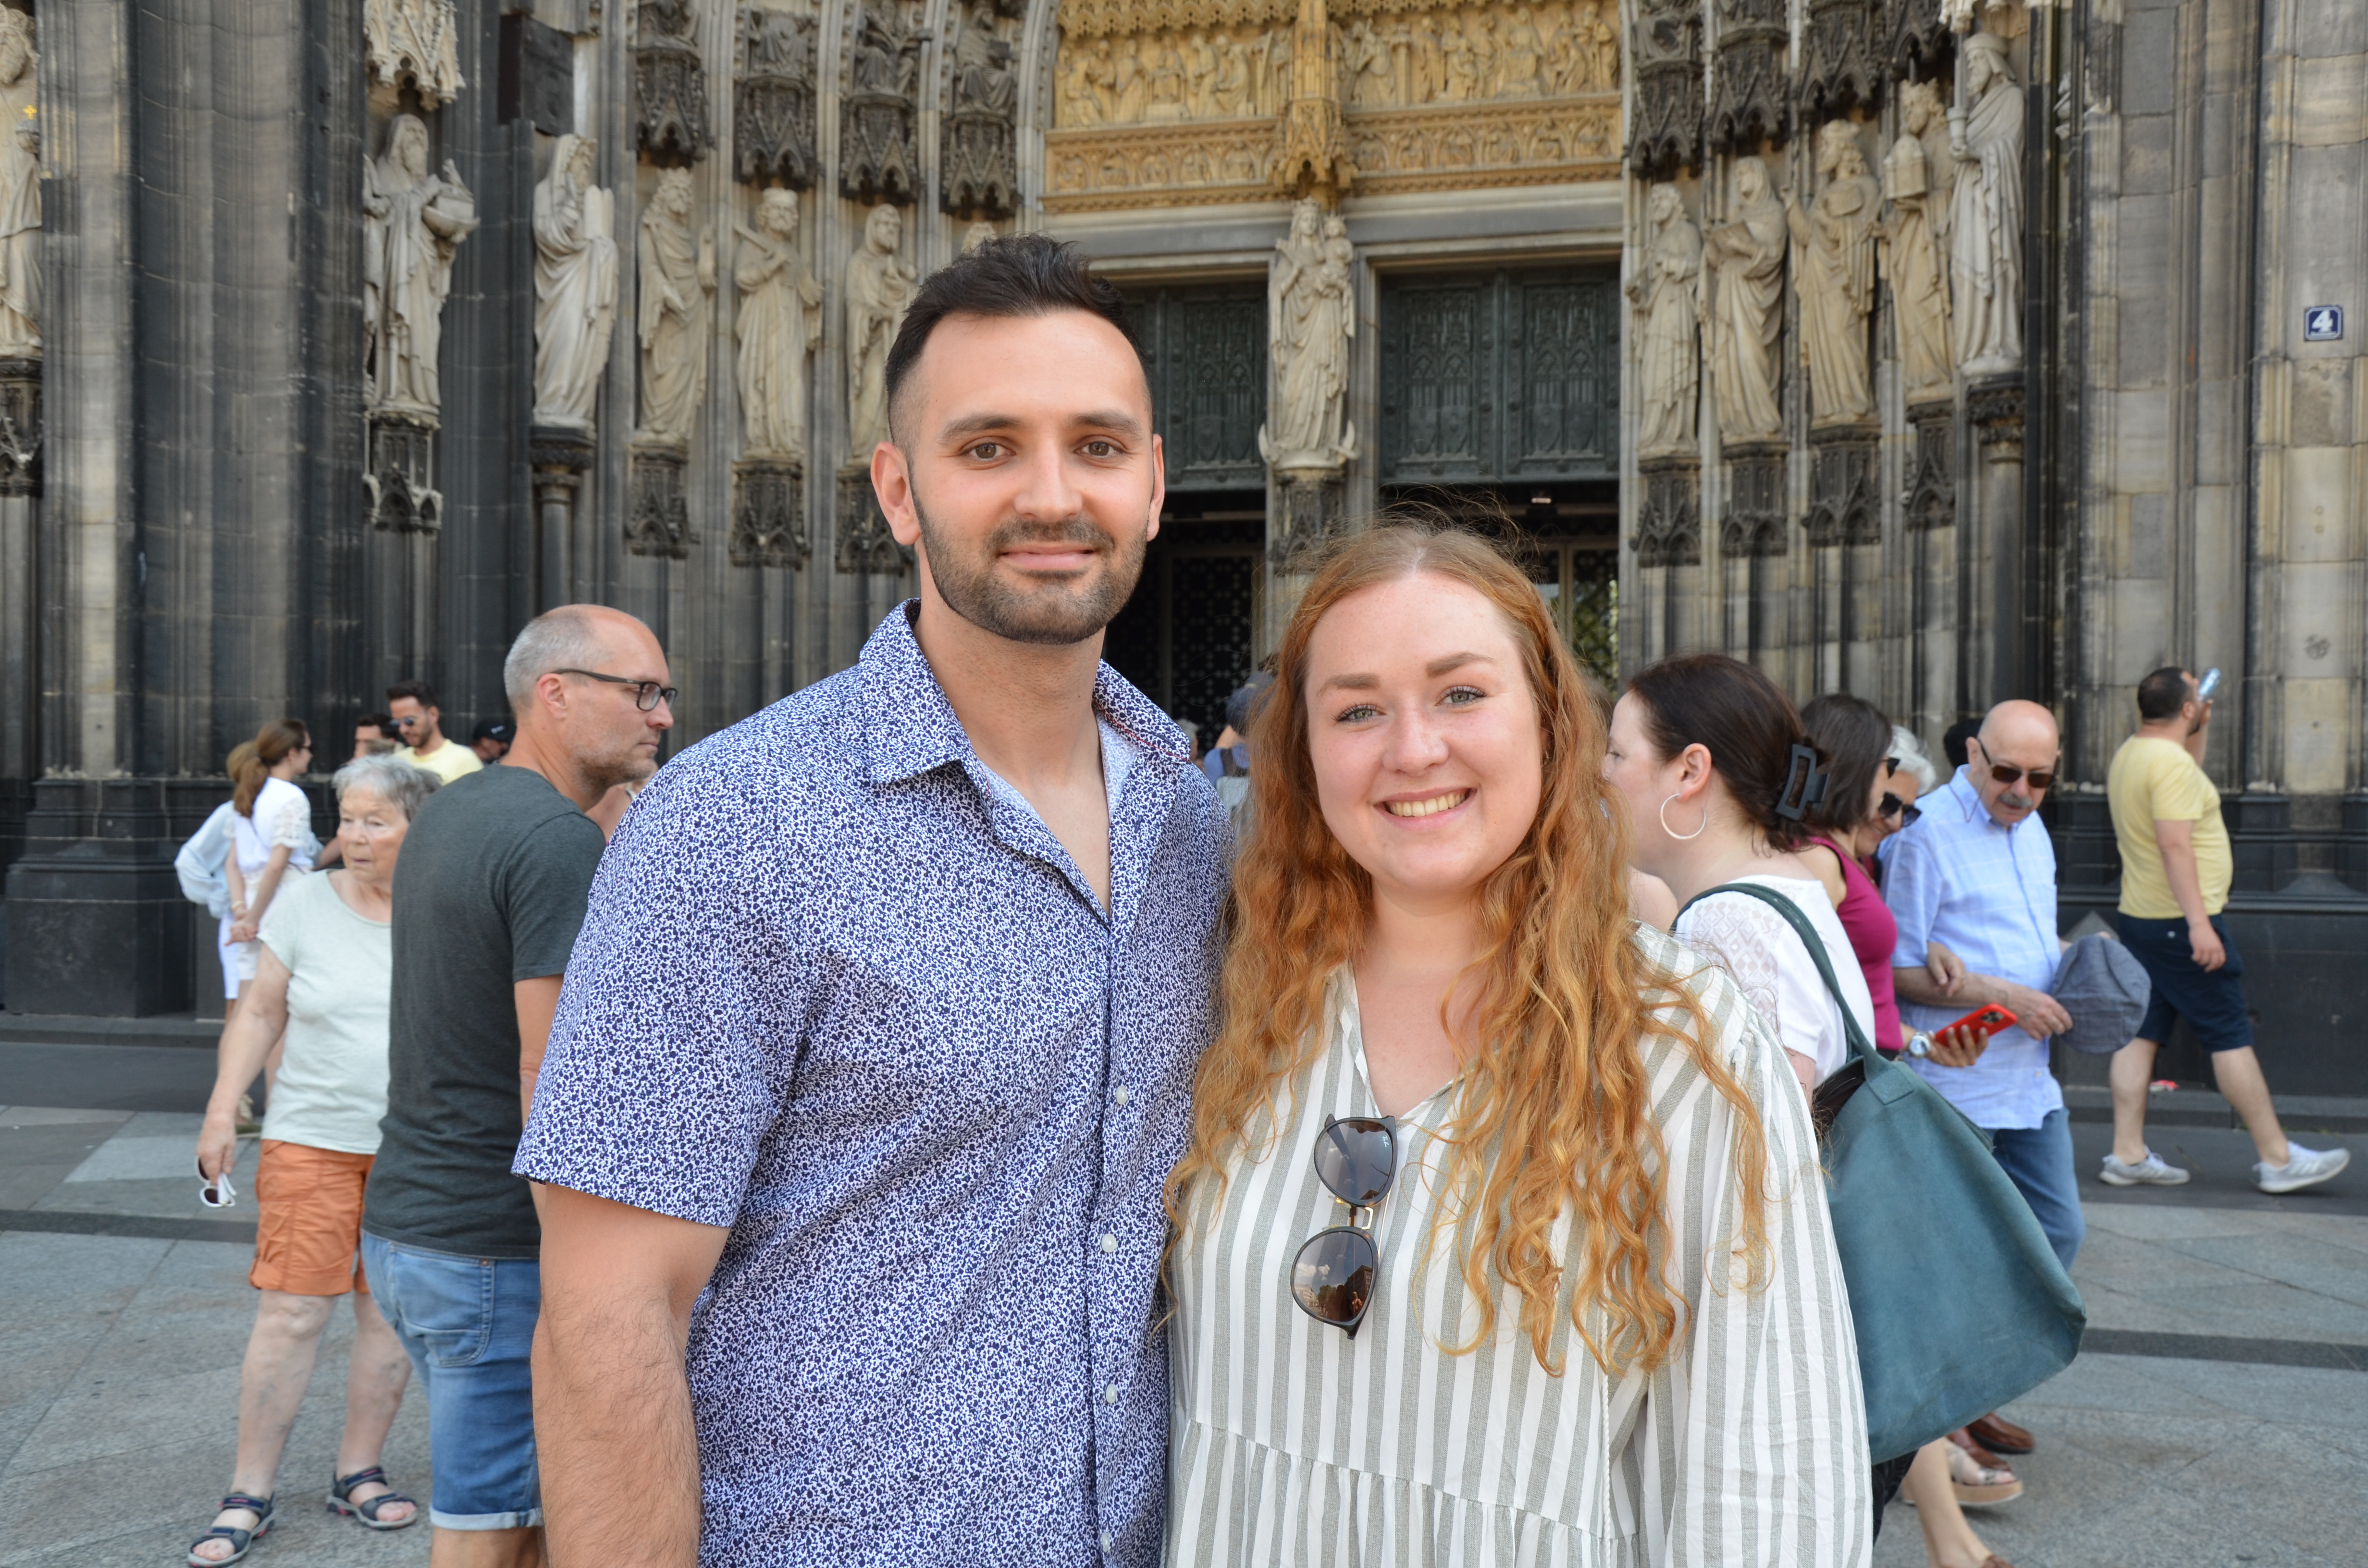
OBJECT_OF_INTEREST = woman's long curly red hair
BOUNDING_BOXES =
[1164,524,1771,1375]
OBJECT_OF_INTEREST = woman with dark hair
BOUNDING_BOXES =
[1165,526,1869,1564]
[221,721,316,1017]
[1603,653,1876,1095]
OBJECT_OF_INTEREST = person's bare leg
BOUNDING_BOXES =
[2109,1036,2159,1164]
[1899,1438,1998,1568]
[192,1290,335,1563]
[333,1290,416,1524]
[2210,1046,2292,1167]
[429,1525,546,1567]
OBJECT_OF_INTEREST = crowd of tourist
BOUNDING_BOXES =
[176,235,2349,1568]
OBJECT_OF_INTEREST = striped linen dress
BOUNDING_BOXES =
[1165,926,1872,1567]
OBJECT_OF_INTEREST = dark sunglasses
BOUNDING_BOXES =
[1984,761,2056,793]
[1878,792,1922,826]
[1290,1115,1398,1338]
[552,668,678,712]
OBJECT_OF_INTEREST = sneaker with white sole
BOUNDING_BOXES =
[2256,1144,2351,1194]
[2100,1150,2190,1186]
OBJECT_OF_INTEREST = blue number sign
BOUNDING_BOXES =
[2304,306,2343,343]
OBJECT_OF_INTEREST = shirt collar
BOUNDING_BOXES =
[856,600,1193,788]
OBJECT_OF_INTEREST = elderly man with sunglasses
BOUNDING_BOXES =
[1880,698,2082,1464]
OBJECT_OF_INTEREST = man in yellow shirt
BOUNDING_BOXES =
[386,679,485,785]
[2104,668,2349,1193]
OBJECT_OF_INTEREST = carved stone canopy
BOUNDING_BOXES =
[1883,0,1954,80]
[940,0,1020,217]
[737,6,819,188]
[732,457,809,568]
[1801,425,1880,546]
[835,467,910,574]
[1901,402,1953,531]
[636,0,713,163]
[1634,454,1701,568]
[1721,441,1788,559]
[1707,0,1789,152]
[627,443,697,557]
[1798,0,1881,117]
[841,0,923,204]
[1627,0,1703,178]
[368,0,464,108]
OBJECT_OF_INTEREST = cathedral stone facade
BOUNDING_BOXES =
[2,0,2365,1094]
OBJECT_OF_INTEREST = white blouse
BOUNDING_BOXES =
[1674,875,1876,1087]
[1164,927,1873,1567]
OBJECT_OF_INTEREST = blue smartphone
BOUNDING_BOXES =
[2196,667,2221,702]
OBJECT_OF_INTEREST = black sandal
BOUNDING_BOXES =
[187,1492,274,1565]
[326,1466,418,1531]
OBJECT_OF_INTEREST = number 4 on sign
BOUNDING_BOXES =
[2304,306,2343,342]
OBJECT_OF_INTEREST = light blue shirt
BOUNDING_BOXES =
[1882,768,2066,1130]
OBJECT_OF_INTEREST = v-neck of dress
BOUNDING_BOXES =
[1336,970,1463,1123]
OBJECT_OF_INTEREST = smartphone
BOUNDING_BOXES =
[1939,1003,2018,1039]
[2196,667,2221,702]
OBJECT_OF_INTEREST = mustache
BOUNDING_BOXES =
[986,516,1112,554]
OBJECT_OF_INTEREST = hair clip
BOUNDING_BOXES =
[1775,743,1829,821]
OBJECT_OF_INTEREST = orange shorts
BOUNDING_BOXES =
[250,1140,373,1297]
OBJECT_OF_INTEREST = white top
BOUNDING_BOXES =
[1674,874,1876,1087]
[257,870,394,1154]
[231,776,314,882]
[1164,931,1873,1567]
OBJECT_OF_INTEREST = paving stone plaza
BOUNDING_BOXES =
[2,1043,2363,1567]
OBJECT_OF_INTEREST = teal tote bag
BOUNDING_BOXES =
[1683,882,2087,1462]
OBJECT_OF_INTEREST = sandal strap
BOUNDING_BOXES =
[332,1467,386,1496]
[219,1493,273,1515]
[354,1487,415,1522]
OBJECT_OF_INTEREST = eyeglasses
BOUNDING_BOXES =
[1290,1115,1398,1338]
[1885,755,1901,773]
[1984,762,2055,793]
[553,668,678,712]
[392,713,423,728]
[1878,792,1922,826]
[195,1152,236,1209]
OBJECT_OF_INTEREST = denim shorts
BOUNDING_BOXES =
[2113,910,2253,1054]
[359,1232,543,1530]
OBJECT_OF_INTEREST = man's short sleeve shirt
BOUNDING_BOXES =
[2108,735,2231,919]
[514,606,1228,1568]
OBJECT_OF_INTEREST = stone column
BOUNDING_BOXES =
[531,427,596,614]
[1966,378,2024,710]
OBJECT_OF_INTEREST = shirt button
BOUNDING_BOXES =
[1101,1530,1115,1553]
[1104,1382,1119,1404]
[1113,1085,1129,1105]
[1100,1232,1118,1254]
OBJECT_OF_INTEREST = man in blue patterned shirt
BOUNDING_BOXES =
[514,237,1226,1567]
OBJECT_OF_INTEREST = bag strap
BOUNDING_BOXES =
[1679,882,1880,1069]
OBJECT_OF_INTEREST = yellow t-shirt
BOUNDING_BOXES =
[2108,735,2230,919]
[396,739,484,785]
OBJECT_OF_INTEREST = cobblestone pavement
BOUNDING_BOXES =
[4,1055,2363,1567]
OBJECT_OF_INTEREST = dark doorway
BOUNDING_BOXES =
[1379,480,1620,684]
[1103,496,1264,749]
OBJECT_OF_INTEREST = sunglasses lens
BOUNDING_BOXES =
[1314,1117,1396,1207]
[1292,1228,1378,1328]
[1879,794,1902,818]
[2027,773,2054,791]
[1901,803,1922,825]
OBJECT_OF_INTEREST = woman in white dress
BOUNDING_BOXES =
[221,721,316,1016]
[1163,525,1870,1566]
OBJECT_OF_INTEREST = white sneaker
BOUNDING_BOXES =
[2256,1144,2352,1194]
[2099,1150,2190,1186]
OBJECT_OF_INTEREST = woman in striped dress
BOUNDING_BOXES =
[1163,525,1870,1566]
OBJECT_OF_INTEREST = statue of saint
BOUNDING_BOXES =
[1949,31,2024,377]
[1702,156,1788,444]
[362,114,478,416]
[532,135,619,429]
[637,168,715,446]
[1260,200,1356,466]
[844,204,916,457]
[1628,184,1701,456]
[0,12,41,359]
[961,220,999,255]
[1883,80,1954,403]
[735,188,822,461]
[1787,121,1878,427]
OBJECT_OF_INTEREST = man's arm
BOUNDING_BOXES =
[532,1183,729,1568]
[2153,818,2225,970]
[1895,960,2072,1037]
[516,974,563,1116]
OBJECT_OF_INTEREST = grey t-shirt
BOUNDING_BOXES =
[363,764,607,1258]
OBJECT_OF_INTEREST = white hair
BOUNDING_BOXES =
[1889,724,1939,796]
[504,607,615,710]
[332,754,440,821]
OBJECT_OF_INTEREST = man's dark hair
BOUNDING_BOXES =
[881,233,1146,441]
[2136,665,2191,722]
[386,678,439,710]
[357,711,395,736]
[1942,717,1980,770]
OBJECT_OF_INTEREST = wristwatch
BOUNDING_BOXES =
[1905,1031,1933,1058]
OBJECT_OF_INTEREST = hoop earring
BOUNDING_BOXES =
[1659,792,1708,841]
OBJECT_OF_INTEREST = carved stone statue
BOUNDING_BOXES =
[635,0,712,159]
[0,13,40,360]
[1787,121,1878,427]
[735,188,822,459]
[363,115,479,416]
[532,135,621,430]
[1949,30,2024,377]
[1702,155,1787,443]
[1628,184,1701,456]
[1259,199,1356,466]
[637,168,715,445]
[365,0,463,107]
[736,4,819,188]
[1882,79,1954,403]
[842,0,923,203]
[845,203,916,456]
[942,0,1018,217]
[962,219,999,255]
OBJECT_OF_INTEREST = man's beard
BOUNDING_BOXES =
[913,488,1148,646]
[581,734,658,795]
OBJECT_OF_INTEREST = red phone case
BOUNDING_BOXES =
[1940,1003,2018,1038]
